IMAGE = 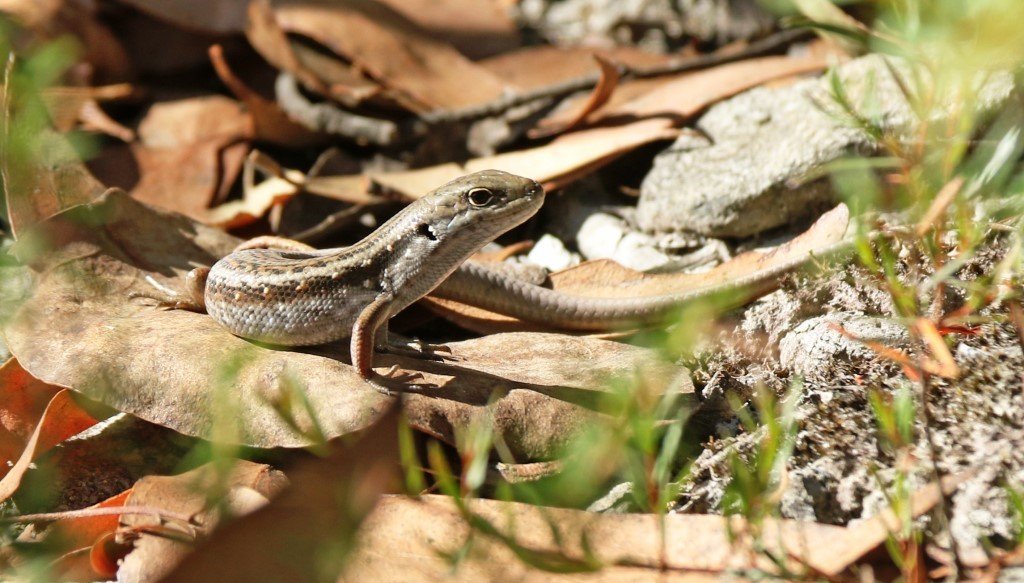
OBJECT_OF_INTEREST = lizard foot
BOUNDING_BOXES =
[381,334,458,363]
[129,293,203,311]
[129,272,208,312]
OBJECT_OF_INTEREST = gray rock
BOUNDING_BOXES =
[526,233,581,271]
[515,0,774,51]
[779,313,909,384]
[637,55,1015,237]
[541,174,725,272]
[577,211,732,271]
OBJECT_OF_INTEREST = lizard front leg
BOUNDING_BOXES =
[351,294,429,396]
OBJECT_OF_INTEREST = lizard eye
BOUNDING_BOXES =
[467,187,495,207]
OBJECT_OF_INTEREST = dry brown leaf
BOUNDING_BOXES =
[528,54,622,138]
[340,496,834,580]
[0,0,131,82]
[244,0,385,108]
[13,491,134,581]
[2,130,107,237]
[202,117,679,209]
[539,54,828,131]
[378,0,520,60]
[271,0,511,112]
[117,460,289,582]
[16,487,134,581]
[0,390,105,502]
[208,44,323,148]
[42,84,136,140]
[341,477,955,581]
[424,204,850,334]
[203,170,301,230]
[128,96,251,218]
[3,190,692,456]
[361,117,680,201]
[155,408,400,583]
[203,170,384,226]
[912,318,960,379]
[199,150,368,230]
[112,0,249,34]
[401,332,692,460]
[478,45,672,92]
[0,359,62,464]
[2,58,107,240]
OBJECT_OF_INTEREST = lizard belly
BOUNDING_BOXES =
[204,265,377,347]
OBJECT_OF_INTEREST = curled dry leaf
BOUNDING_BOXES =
[2,190,692,456]
[117,460,288,583]
[16,488,133,580]
[42,84,136,141]
[424,204,851,335]
[0,389,107,502]
[0,358,62,464]
[528,54,622,138]
[244,0,384,108]
[22,489,133,548]
[401,332,693,461]
[269,0,510,112]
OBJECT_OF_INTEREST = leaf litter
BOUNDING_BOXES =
[0,0,934,579]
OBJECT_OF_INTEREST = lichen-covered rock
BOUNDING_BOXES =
[637,55,1015,237]
[779,313,909,384]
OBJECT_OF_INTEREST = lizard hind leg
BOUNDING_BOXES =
[129,267,209,312]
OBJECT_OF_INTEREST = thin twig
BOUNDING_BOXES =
[2,505,198,527]
[917,372,963,579]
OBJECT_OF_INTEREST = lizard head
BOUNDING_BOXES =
[420,169,545,245]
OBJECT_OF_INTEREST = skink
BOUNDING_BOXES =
[146,169,850,393]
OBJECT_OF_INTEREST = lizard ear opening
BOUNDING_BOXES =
[417,223,439,241]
